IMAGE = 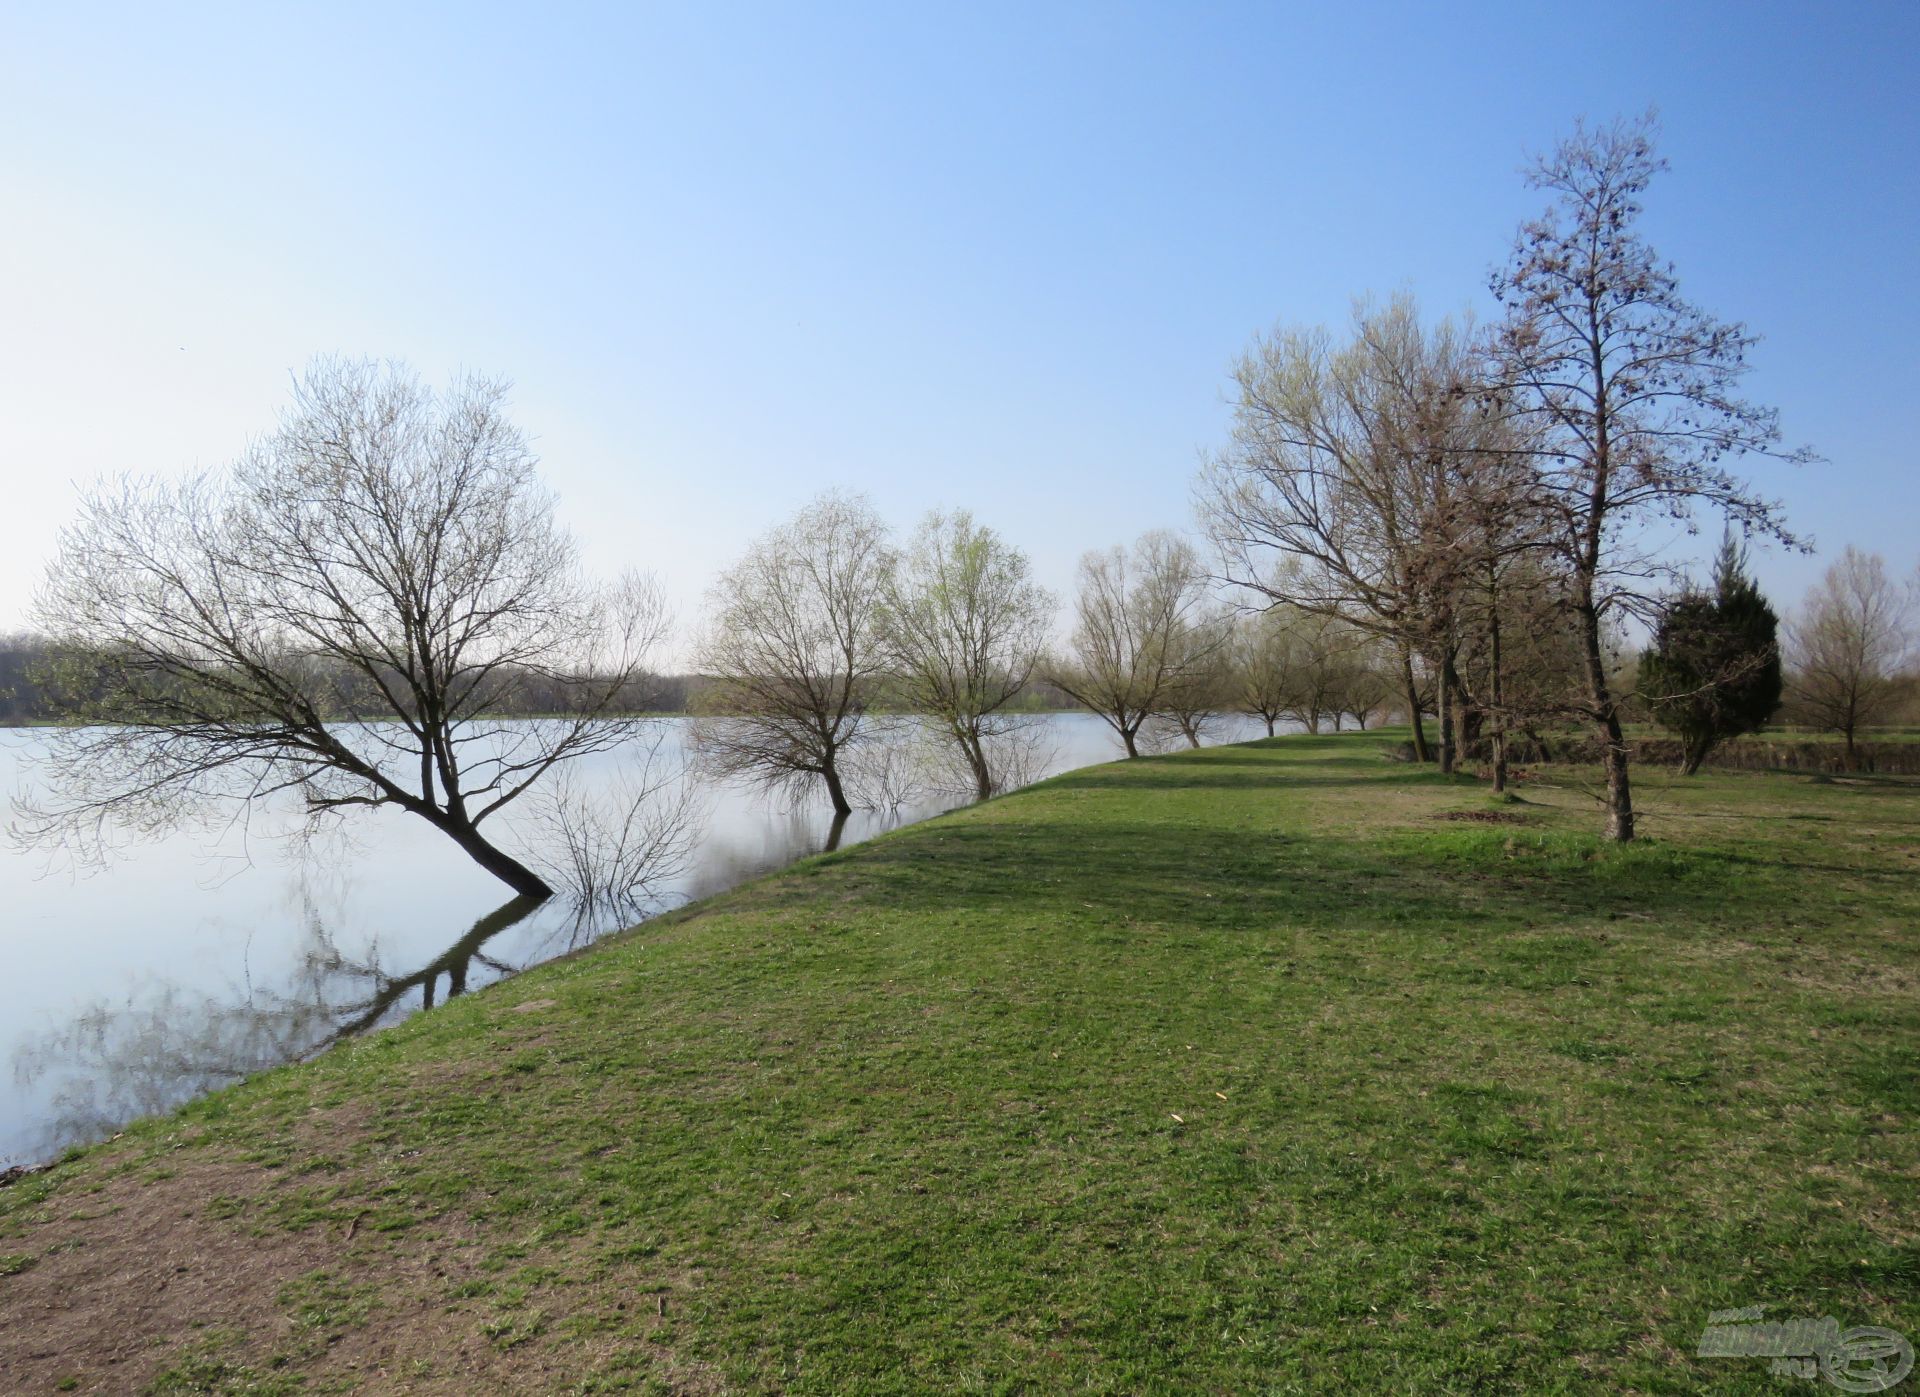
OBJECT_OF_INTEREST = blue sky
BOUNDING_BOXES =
[2,1,1914,653]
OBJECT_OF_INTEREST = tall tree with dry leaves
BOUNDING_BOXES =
[1486,114,1815,839]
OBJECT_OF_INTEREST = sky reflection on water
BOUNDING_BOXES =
[1,714,1275,1165]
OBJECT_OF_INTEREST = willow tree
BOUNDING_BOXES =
[1050,531,1221,759]
[22,359,668,897]
[1487,114,1815,839]
[1145,604,1235,750]
[1198,295,1494,767]
[883,510,1055,801]
[1231,608,1293,737]
[694,493,894,817]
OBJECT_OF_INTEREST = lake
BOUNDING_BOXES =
[0,713,1279,1166]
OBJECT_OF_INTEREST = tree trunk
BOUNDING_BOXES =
[1487,578,1507,795]
[960,728,993,801]
[433,812,555,898]
[1264,716,1276,738]
[1402,646,1430,762]
[1442,650,1475,775]
[1575,602,1634,842]
[821,756,854,817]
[1600,712,1633,840]
[1121,726,1140,758]
[1446,654,1477,764]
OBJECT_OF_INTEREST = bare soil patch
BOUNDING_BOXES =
[1,1160,339,1393]
[0,1150,717,1394]
[1431,808,1531,824]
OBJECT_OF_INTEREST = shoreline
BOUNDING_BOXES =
[2,732,1914,1392]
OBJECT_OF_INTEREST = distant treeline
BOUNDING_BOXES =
[0,636,57,724]
[0,635,1083,727]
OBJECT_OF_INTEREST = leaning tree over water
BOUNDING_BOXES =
[22,358,668,897]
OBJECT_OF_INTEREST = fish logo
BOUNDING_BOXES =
[1698,1306,1912,1391]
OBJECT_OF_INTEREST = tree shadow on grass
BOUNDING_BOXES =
[833,814,1768,942]
[1037,766,1431,793]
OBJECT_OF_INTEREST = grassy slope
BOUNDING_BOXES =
[3,733,1917,1394]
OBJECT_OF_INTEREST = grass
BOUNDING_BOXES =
[1619,722,1920,742]
[2,731,1916,1393]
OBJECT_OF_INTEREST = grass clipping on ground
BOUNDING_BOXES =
[3,733,1916,1394]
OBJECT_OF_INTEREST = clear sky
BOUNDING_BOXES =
[3,1,1914,658]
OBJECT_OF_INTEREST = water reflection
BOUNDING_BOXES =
[4,799,880,1165]
[9,888,533,1154]
[2,714,1269,1165]
[337,894,546,1022]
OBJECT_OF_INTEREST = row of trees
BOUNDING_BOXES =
[0,631,673,726]
[9,410,1405,902]
[14,350,1906,898]
[690,505,1421,821]
[694,497,1053,813]
[7,115,1901,886]
[1046,535,1404,753]
[1196,114,1821,838]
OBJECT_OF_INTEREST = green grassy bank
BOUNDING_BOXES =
[2,733,1916,1394]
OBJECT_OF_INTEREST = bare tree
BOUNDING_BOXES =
[1328,632,1396,731]
[837,719,937,813]
[1050,532,1221,758]
[1486,114,1816,839]
[694,493,894,817]
[1786,547,1914,762]
[517,733,708,924]
[1276,609,1370,734]
[882,510,1056,800]
[1144,606,1235,749]
[1198,295,1493,767]
[1232,608,1292,737]
[17,359,667,898]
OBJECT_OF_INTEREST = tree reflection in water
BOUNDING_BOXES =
[9,888,551,1160]
[5,801,870,1164]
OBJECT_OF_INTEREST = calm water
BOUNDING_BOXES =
[0,714,1271,1166]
